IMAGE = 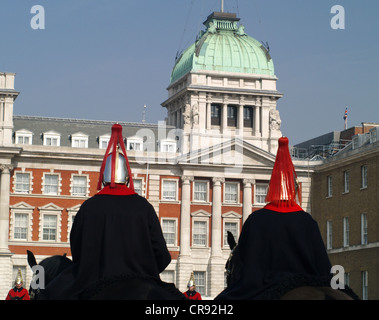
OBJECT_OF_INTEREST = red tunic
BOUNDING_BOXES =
[6,287,30,300]
[183,290,202,300]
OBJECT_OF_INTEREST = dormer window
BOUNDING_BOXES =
[160,140,176,153]
[99,134,110,149]
[127,137,143,151]
[71,132,89,148]
[15,129,33,145]
[43,131,61,146]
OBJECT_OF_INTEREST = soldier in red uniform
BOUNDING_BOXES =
[6,269,30,300]
[183,272,202,300]
[38,124,172,299]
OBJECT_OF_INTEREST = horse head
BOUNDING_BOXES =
[225,231,241,287]
[27,250,72,300]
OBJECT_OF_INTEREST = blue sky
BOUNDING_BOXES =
[1,0,378,145]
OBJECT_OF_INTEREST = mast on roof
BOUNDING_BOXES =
[221,0,224,12]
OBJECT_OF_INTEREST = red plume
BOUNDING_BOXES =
[265,137,302,211]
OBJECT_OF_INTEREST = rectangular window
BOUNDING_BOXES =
[343,217,349,247]
[343,171,349,193]
[243,106,253,128]
[361,213,368,245]
[362,271,368,300]
[255,184,268,204]
[361,165,368,189]
[194,271,206,296]
[227,105,237,127]
[15,172,30,194]
[72,138,88,148]
[327,176,333,197]
[17,135,31,145]
[225,182,238,203]
[14,213,28,240]
[327,220,333,250]
[162,180,177,201]
[194,181,207,202]
[44,174,59,195]
[72,176,87,196]
[224,221,238,246]
[134,179,143,196]
[193,221,207,247]
[44,137,60,146]
[211,104,221,126]
[162,219,176,246]
[43,215,57,241]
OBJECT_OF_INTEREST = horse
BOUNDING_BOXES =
[224,232,358,300]
[27,250,185,300]
[27,250,73,300]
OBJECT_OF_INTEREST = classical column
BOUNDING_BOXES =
[211,177,224,257]
[237,104,244,134]
[254,106,261,136]
[0,165,12,253]
[242,179,254,223]
[177,175,193,291]
[209,176,225,297]
[179,176,193,257]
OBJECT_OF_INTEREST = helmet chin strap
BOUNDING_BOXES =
[98,124,134,191]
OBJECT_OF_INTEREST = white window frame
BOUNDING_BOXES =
[13,171,33,194]
[70,174,89,197]
[160,140,176,153]
[193,180,209,203]
[343,217,349,247]
[361,213,368,245]
[67,204,81,242]
[343,170,349,193]
[161,179,178,201]
[43,131,61,146]
[222,211,241,248]
[99,134,110,149]
[10,202,35,242]
[255,183,268,205]
[161,218,178,247]
[192,219,208,247]
[133,178,144,196]
[361,165,368,189]
[71,132,89,148]
[15,129,33,145]
[42,172,61,195]
[127,137,143,151]
[193,271,207,296]
[327,175,333,197]
[224,182,239,204]
[326,220,333,250]
[38,203,63,243]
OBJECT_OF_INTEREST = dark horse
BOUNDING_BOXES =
[27,250,185,300]
[224,232,358,300]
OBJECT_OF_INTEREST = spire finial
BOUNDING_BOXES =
[221,0,224,12]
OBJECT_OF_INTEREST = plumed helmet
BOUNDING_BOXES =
[103,150,128,185]
[187,272,195,288]
[97,124,134,191]
[265,136,301,208]
[15,268,23,285]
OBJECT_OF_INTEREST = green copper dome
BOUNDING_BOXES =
[170,12,275,84]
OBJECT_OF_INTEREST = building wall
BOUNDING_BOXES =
[312,138,379,299]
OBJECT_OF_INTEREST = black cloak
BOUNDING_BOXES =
[215,208,333,300]
[40,193,171,299]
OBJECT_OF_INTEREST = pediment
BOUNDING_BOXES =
[38,203,64,211]
[67,204,82,212]
[191,210,211,217]
[222,211,242,219]
[10,201,35,210]
[179,138,275,168]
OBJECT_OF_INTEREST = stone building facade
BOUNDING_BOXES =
[0,11,317,299]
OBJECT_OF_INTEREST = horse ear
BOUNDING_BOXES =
[27,250,37,268]
[63,253,67,258]
[227,231,237,250]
